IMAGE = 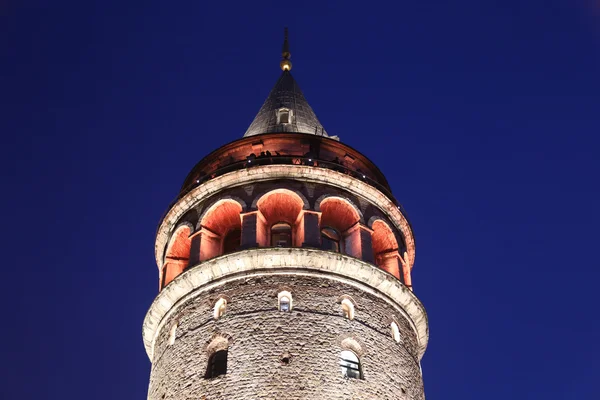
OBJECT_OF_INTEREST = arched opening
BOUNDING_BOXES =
[321,227,341,252]
[341,298,355,320]
[339,350,362,379]
[271,222,292,247]
[205,349,228,378]
[390,321,401,343]
[223,228,241,255]
[371,219,401,279]
[214,298,227,319]
[199,199,243,261]
[256,190,304,247]
[319,197,361,257]
[162,225,192,288]
[278,290,293,311]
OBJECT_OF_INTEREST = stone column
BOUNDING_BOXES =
[198,227,221,262]
[343,223,374,263]
[377,250,401,280]
[359,225,374,264]
[300,211,321,248]
[399,251,413,291]
[241,211,268,248]
[188,232,202,267]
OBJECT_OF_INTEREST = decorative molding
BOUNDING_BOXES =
[154,165,416,269]
[142,248,428,362]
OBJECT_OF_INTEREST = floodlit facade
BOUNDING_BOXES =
[143,30,429,400]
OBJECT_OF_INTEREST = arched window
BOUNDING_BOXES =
[321,227,341,252]
[341,299,355,320]
[340,350,362,379]
[278,291,292,311]
[214,298,227,319]
[391,321,401,343]
[271,222,292,247]
[223,228,241,255]
[168,323,177,346]
[205,349,228,378]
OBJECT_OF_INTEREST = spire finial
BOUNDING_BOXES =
[280,27,292,71]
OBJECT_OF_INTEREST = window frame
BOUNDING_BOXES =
[339,350,363,380]
[277,107,293,125]
[278,290,293,312]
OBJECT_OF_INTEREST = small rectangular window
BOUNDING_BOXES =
[280,111,289,124]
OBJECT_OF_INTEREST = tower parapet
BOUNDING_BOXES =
[144,32,428,400]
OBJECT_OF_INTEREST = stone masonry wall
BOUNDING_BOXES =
[148,274,424,400]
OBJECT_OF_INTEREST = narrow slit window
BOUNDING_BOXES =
[278,291,293,312]
[340,350,362,379]
[168,323,177,346]
[214,298,227,319]
[391,321,401,343]
[341,299,355,320]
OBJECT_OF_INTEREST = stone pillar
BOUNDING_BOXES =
[343,223,374,263]
[359,226,374,264]
[399,251,413,291]
[300,211,321,248]
[240,211,268,248]
[377,250,401,280]
[198,227,221,262]
[188,232,202,267]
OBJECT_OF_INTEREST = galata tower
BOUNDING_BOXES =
[143,30,428,400]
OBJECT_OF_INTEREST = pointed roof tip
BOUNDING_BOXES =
[243,30,333,139]
[280,27,292,71]
[243,70,329,138]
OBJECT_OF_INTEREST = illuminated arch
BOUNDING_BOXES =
[318,196,361,233]
[162,225,192,288]
[252,188,309,211]
[255,189,305,247]
[370,218,401,279]
[198,199,243,261]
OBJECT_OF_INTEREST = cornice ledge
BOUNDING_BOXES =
[142,247,428,362]
[155,165,416,269]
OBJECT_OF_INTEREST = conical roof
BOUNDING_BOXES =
[244,70,328,137]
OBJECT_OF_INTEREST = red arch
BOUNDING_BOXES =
[371,219,401,279]
[199,199,243,261]
[319,197,360,233]
[162,225,192,288]
[256,189,304,226]
[256,189,304,247]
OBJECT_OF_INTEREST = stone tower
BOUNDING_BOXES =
[143,31,428,400]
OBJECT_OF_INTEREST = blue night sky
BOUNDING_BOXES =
[2,1,599,399]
